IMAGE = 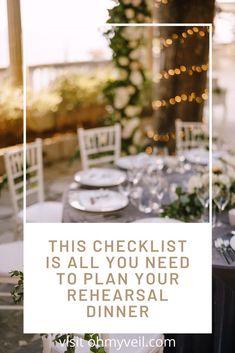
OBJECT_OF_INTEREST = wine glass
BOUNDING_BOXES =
[127,168,143,186]
[155,157,164,173]
[119,167,145,198]
[129,181,153,214]
[169,183,179,202]
[144,167,161,212]
[145,165,159,185]
[196,185,209,222]
[156,176,168,202]
[150,176,168,214]
[213,185,230,227]
[118,178,131,197]
[176,154,186,174]
[152,147,167,174]
[165,157,178,174]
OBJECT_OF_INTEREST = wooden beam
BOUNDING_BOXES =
[7,0,23,86]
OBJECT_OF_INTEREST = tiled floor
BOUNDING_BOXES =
[0,308,41,353]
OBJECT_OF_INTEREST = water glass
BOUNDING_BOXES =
[118,179,131,197]
[150,176,168,214]
[129,182,153,214]
[127,168,143,185]
[213,185,230,227]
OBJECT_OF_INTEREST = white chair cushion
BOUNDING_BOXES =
[0,241,23,277]
[50,334,164,353]
[18,202,63,223]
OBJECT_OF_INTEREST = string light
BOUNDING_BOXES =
[155,63,208,82]
[152,89,208,110]
[160,27,210,49]
[146,132,176,145]
[187,29,194,35]
[150,15,209,145]
[154,0,168,8]
[145,146,153,154]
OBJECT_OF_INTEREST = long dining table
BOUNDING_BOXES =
[165,213,235,353]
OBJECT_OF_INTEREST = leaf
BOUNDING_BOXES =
[162,189,203,222]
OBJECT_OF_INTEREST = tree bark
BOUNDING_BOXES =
[7,0,23,87]
[153,0,215,152]
[154,0,215,23]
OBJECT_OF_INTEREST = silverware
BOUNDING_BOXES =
[223,239,235,261]
[218,238,234,263]
[214,239,231,265]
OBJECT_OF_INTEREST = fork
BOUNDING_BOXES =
[223,239,235,262]
[217,238,233,263]
[214,240,231,264]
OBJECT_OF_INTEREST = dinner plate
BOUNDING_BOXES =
[116,153,165,170]
[183,148,209,165]
[74,168,126,187]
[68,189,129,212]
[116,153,150,170]
[230,235,235,251]
[132,217,182,223]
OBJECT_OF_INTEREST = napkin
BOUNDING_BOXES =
[78,189,126,211]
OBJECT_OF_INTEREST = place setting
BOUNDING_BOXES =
[115,153,165,171]
[68,167,129,213]
[68,188,129,213]
[211,152,235,267]
[74,168,126,188]
[214,233,235,265]
[66,157,196,223]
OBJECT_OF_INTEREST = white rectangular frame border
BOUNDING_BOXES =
[23,22,213,226]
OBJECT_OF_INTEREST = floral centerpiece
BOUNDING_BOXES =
[163,153,235,223]
[212,156,235,208]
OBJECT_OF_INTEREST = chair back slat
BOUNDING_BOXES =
[78,124,121,169]
[4,138,45,216]
[175,119,208,154]
[87,155,117,167]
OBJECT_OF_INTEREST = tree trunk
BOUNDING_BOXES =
[154,0,215,23]
[153,0,215,152]
[7,0,23,87]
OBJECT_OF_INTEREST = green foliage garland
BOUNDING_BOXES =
[103,0,152,154]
